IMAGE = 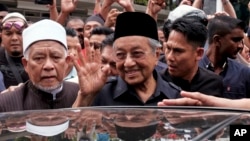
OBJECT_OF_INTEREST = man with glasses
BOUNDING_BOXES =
[0,12,29,88]
[72,12,181,107]
[87,26,113,63]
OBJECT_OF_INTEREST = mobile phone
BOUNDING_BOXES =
[34,0,53,5]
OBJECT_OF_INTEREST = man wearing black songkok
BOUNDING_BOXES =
[73,12,181,107]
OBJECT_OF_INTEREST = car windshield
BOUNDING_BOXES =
[0,106,249,141]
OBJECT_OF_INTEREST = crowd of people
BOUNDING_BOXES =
[0,0,250,112]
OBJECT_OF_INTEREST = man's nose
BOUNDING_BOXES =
[124,54,136,67]
[11,33,19,40]
[166,50,174,62]
[43,58,54,70]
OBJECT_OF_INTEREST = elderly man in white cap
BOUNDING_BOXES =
[0,19,79,112]
[0,12,29,88]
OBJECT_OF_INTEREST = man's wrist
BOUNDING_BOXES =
[78,90,89,96]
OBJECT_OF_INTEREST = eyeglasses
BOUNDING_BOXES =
[1,21,27,31]
[75,28,84,32]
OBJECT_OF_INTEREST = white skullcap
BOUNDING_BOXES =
[2,12,27,24]
[22,19,67,54]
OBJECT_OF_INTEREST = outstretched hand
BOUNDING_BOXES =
[116,0,135,11]
[150,0,166,14]
[104,8,122,28]
[61,0,78,14]
[158,91,219,107]
[46,0,57,9]
[71,38,110,96]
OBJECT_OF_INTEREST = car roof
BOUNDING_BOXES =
[0,106,249,141]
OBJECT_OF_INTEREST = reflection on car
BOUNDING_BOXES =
[0,106,249,141]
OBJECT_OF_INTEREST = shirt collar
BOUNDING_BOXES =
[42,84,63,100]
[113,70,179,99]
[64,67,77,80]
[203,55,228,71]
[29,81,63,101]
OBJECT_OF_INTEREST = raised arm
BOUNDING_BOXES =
[221,0,237,18]
[56,0,78,25]
[146,0,166,21]
[104,8,122,28]
[179,0,193,6]
[99,0,115,21]
[192,0,203,9]
[48,0,59,21]
[116,0,135,12]
[94,0,102,14]
[248,2,250,26]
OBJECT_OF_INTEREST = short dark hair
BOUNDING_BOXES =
[163,20,172,40]
[101,33,114,52]
[65,27,77,37]
[207,15,246,44]
[170,17,207,48]
[90,26,114,37]
[66,16,84,27]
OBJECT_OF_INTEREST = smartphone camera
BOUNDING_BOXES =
[34,0,53,5]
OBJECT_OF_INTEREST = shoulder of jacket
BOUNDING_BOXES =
[106,76,118,83]
[168,82,182,91]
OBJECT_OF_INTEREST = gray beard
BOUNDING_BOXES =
[33,83,62,93]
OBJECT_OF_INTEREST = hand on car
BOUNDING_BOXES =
[158,91,218,107]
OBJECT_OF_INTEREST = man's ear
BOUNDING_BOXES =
[196,47,204,61]
[21,57,28,72]
[65,55,71,64]
[213,34,221,47]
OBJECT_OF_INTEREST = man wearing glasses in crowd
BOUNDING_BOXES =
[88,26,114,63]
[0,12,29,88]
